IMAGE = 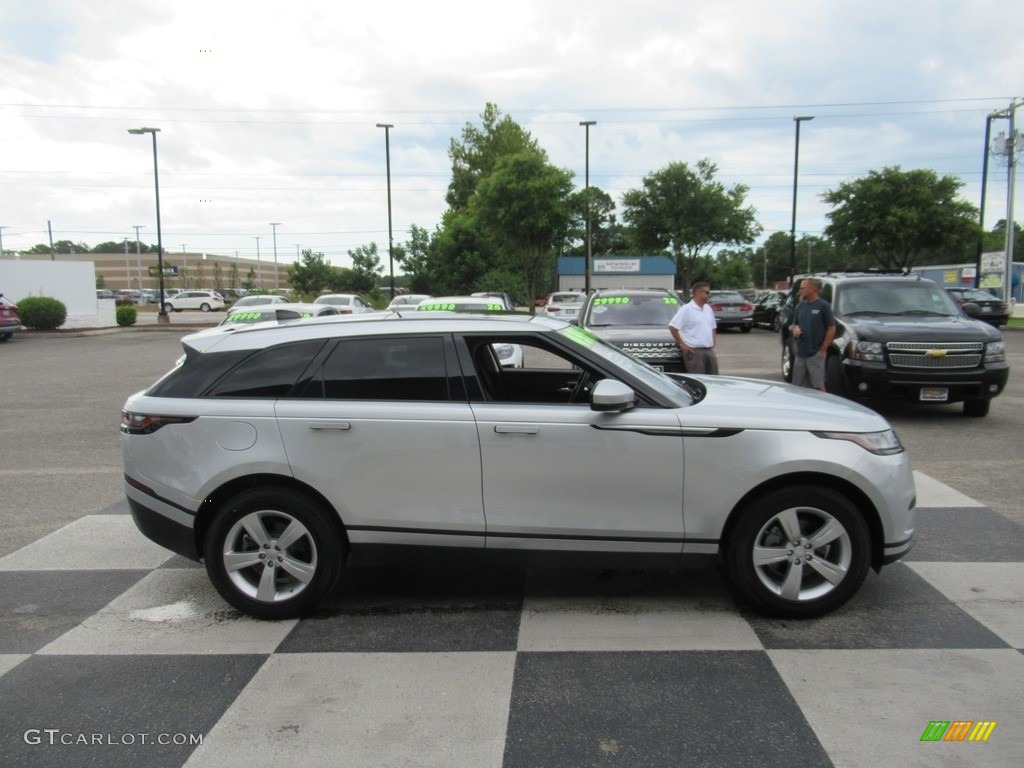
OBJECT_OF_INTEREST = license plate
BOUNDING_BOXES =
[920,387,949,402]
[565,308,577,316]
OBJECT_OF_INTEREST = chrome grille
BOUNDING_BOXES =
[621,341,681,360]
[887,341,983,369]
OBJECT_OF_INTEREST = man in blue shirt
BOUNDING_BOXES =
[791,278,836,392]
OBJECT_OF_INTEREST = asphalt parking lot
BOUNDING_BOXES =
[0,320,1021,768]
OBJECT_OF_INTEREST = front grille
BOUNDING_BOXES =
[621,341,681,360]
[887,341,983,369]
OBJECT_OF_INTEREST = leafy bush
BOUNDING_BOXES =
[116,305,138,327]
[17,296,67,330]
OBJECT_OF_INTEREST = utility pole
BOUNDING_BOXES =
[990,99,1021,302]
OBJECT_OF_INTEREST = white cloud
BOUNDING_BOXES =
[0,0,1021,266]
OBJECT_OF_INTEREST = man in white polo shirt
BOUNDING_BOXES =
[668,282,718,374]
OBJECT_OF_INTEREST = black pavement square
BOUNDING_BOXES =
[0,654,266,768]
[0,570,149,653]
[503,650,832,768]
[904,507,1024,562]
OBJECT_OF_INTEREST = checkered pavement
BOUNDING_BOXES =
[1,471,1022,768]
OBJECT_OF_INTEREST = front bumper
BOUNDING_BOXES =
[841,359,1010,403]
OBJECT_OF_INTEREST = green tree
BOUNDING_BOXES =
[822,166,979,271]
[475,151,575,312]
[621,159,761,295]
[400,224,434,293]
[565,186,619,256]
[446,103,544,211]
[287,249,335,294]
[346,243,384,294]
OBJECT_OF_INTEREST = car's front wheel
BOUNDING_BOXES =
[163,303,174,313]
[780,339,794,382]
[963,399,990,417]
[724,486,870,618]
[200,302,211,312]
[205,487,345,619]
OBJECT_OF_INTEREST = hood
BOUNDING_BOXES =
[840,314,1002,342]
[678,374,893,433]
[588,325,675,343]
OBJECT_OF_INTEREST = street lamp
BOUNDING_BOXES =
[789,116,814,285]
[376,123,395,297]
[132,225,145,290]
[269,222,281,292]
[580,120,596,294]
[128,127,168,321]
[253,237,261,287]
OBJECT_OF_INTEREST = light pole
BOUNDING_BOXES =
[789,116,814,286]
[253,237,262,288]
[269,222,281,292]
[0,225,7,258]
[128,127,168,322]
[132,225,145,290]
[181,244,188,288]
[376,123,395,297]
[580,120,596,294]
[763,242,770,289]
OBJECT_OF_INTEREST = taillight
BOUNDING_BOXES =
[121,411,197,435]
[711,304,723,311]
[741,303,754,311]
[546,306,560,313]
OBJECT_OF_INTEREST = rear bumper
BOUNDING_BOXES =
[125,480,201,561]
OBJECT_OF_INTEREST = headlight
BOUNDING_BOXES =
[984,340,1005,363]
[850,340,884,362]
[813,429,904,455]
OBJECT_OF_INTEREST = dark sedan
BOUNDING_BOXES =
[946,287,1009,327]
[752,290,788,331]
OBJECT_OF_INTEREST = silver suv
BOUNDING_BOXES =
[122,313,916,620]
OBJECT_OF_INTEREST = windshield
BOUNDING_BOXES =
[584,294,681,326]
[556,325,694,405]
[835,281,960,318]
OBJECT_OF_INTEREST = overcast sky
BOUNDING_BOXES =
[1,0,1021,269]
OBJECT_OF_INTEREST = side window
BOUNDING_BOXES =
[820,282,834,304]
[206,340,325,398]
[318,336,448,401]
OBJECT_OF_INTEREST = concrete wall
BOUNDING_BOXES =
[0,260,114,328]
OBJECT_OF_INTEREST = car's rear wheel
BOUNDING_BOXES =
[205,487,345,619]
[200,302,211,312]
[741,324,752,333]
[825,354,846,397]
[725,486,870,618]
[163,303,174,313]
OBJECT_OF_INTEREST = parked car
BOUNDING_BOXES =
[752,290,788,331]
[471,291,516,310]
[576,288,686,372]
[0,294,20,341]
[218,303,339,328]
[96,289,115,300]
[708,290,754,333]
[945,287,1010,327]
[162,290,225,312]
[232,294,292,308]
[779,272,1009,417]
[312,294,374,314]
[542,291,586,321]
[121,312,917,621]
[386,294,432,311]
[416,296,522,366]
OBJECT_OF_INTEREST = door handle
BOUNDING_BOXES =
[494,425,539,435]
[308,421,351,431]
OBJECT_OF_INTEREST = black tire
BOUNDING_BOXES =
[724,486,870,618]
[824,354,846,397]
[771,315,781,333]
[0,332,11,342]
[200,303,211,312]
[163,303,174,313]
[963,399,990,418]
[781,339,795,383]
[740,324,752,334]
[205,487,345,619]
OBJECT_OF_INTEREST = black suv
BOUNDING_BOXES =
[576,288,686,372]
[779,272,1009,417]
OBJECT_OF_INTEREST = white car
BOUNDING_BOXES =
[232,295,291,307]
[162,290,225,312]
[122,313,916,621]
[543,291,586,321]
[386,294,432,311]
[313,294,374,314]
[218,302,339,328]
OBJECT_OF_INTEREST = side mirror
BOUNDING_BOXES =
[591,379,637,412]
